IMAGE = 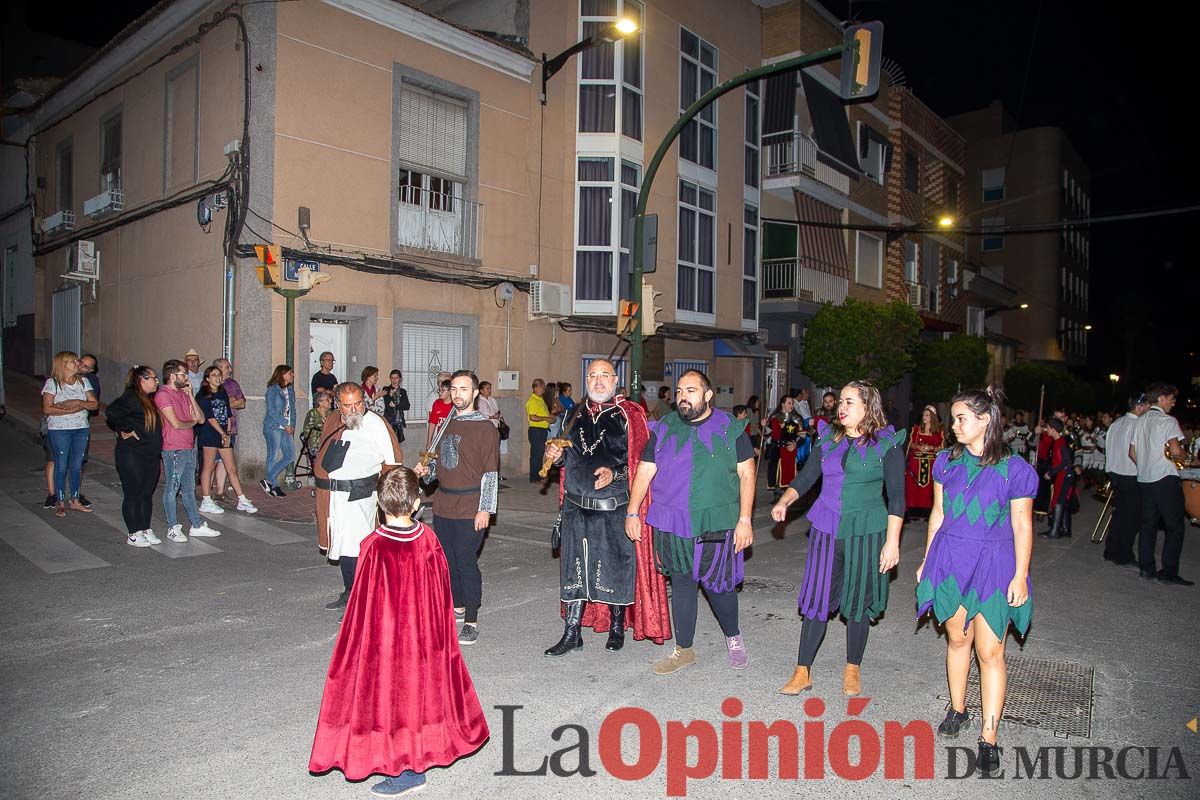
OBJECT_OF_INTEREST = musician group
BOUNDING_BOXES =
[306,370,1198,794]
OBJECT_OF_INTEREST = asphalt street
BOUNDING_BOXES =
[1,417,1197,799]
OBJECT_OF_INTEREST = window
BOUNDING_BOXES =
[578,0,642,137]
[677,179,715,316]
[55,140,72,212]
[981,217,1004,252]
[743,204,758,324]
[3,245,17,327]
[165,61,199,191]
[398,85,467,179]
[981,167,1005,202]
[903,240,919,283]
[621,1,643,140]
[855,231,883,288]
[100,112,122,191]
[680,28,717,170]
[576,157,615,301]
[945,179,958,213]
[966,306,985,336]
[904,151,919,193]
[744,81,759,188]
[947,259,959,297]
[618,160,640,299]
[858,123,886,184]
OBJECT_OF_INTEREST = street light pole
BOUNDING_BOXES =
[628,44,848,393]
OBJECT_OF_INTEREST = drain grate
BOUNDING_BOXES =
[940,654,1094,738]
[740,576,796,593]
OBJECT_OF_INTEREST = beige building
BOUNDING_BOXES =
[24,0,778,474]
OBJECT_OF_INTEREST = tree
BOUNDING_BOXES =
[801,299,922,389]
[913,334,990,406]
[1003,361,1098,418]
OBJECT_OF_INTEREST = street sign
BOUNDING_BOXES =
[284,257,320,283]
[642,213,657,274]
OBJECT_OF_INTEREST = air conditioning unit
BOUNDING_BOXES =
[65,240,100,281]
[906,281,928,310]
[529,280,571,318]
[41,210,76,234]
[84,188,124,218]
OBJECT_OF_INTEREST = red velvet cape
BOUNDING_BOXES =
[309,523,489,779]
[559,398,672,644]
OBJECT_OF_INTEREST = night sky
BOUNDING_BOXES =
[21,0,1199,405]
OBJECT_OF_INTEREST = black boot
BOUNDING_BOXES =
[544,601,585,657]
[1039,506,1063,539]
[606,605,627,652]
[1062,506,1073,537]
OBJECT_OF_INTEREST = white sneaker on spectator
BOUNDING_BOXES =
[127,531,152,548]
[166,525,188,543]
[190,521,221,537]
[142,529,162,545]
[199,497,224,514]
[236,496,258,514]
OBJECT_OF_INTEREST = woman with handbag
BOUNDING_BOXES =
[478,381,509,457]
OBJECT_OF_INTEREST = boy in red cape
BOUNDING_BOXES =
[309,467,489,796]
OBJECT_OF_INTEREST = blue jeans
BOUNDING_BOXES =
[162,448,202,528]
[48,427,89,501]
[263,427,295,485]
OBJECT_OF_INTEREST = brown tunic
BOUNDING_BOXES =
[431,417,500,520]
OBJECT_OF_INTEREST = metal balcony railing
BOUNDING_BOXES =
[762,258,848,305]
[764,132,851,194]
[396,192,482,261]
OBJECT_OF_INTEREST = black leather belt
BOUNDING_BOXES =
[565,492,629,512]
[438,486,481,495]
[315,473,380,502]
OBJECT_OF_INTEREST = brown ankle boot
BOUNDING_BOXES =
[842,663,862,696]
[779,665,812,695]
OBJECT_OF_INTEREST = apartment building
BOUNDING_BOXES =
[21,0,772,474]
[949,100,1091,366]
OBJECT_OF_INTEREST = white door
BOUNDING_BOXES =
[309,321,348,389]
[402,323,463,423]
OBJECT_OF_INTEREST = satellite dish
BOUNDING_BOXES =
[197,196,212,227]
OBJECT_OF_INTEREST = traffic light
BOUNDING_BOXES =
[298,267,331,291]
[254,244,282,287]
[617,299,640,335]
[641,280,662,337]
[839,21,883,100]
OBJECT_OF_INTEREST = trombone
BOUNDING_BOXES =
[1090,479,1113,543]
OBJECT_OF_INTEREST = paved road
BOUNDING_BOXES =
[1,418,1196,799]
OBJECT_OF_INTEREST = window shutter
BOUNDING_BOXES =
[398,85,468,179]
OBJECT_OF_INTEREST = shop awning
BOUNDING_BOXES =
[714,338,771,359]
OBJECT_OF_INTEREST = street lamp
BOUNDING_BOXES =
[1109,373,1120,383]
[540,18,639,105]
[886,211,956,242]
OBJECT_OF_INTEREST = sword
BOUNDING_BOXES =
[419,408,457,469]
[540,402,585,480]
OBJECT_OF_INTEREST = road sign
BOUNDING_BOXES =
[284,257,321,283]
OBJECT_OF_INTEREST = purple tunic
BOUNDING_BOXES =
[916,450,1037,637]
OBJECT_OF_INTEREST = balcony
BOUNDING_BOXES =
[396,191,482,262]
[764,132,851,195]
[762,258,848,305]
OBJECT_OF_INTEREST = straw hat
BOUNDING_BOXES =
[183,347,205,366]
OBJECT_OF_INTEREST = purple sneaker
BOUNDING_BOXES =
[726,633,749,670]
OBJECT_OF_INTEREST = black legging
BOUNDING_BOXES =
[797,538,874,666]
[434,515,484,623]
[114,444,161,534]
[669,542,740,649]
[340,556,357,592]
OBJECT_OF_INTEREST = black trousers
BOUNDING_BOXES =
[765,443,780,489]
[667,542,740,649]
[528,427,548,480]
[434,514,485,623]
[1138,476,1186,576]
[114,444,161,534]
[1105,472,1140,562]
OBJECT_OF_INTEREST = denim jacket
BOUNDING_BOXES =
[264,384,296,430]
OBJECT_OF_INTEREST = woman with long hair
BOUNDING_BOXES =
[41,350,98,517]
[105,366,166,546]
[905,405,946,518]
[767,396,804,498]
[360,365,385,415]
[772,380,906,697]
[197,366,257,514]
[915,387,1035,774]
[262,364,297,497]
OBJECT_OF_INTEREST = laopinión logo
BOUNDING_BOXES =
[494,698,1190,797]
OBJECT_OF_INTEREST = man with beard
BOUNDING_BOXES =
[315,382,403,613]
[541,360,671,657]
[414,370,500,645]
[626,370,757,675]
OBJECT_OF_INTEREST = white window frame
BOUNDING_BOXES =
[947,258,959,297]
[966,306,985,336]
[55,139,73,213]
[903,239,919,283]
[981,167,1005,202]
[745,81,760,189]
[857,122,885,185]
[679,27,718,173]
[573,155,618,312]
[676,178,716,324]
[981,216,1005,252]
[578,0,644,141]
[742,203,759,329]
[99,110,122,192]
[855,231,883,289]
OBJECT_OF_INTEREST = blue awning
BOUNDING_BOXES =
[714,338,771,358]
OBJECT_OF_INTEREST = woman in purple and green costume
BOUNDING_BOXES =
[772,380,906,697]
[915,387,1034,774]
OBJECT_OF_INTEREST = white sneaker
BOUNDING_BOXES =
[166,524,188,543]
[142,529,162,545]
[199,497,224,514]
[189,521,221,538]
[127,531,152,548]
[236,496,258,514]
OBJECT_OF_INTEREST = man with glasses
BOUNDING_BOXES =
[541,360,670,657]
[314,382,404,614]
[311,351,339,397]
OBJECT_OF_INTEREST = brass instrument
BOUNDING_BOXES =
[1090,480,1113,543]
[1166,442,1188,471]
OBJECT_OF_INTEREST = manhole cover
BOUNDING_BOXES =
[740,576,796,593]
[940,654,1093,738]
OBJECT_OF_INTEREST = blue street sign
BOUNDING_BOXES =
[284,257,320,282]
